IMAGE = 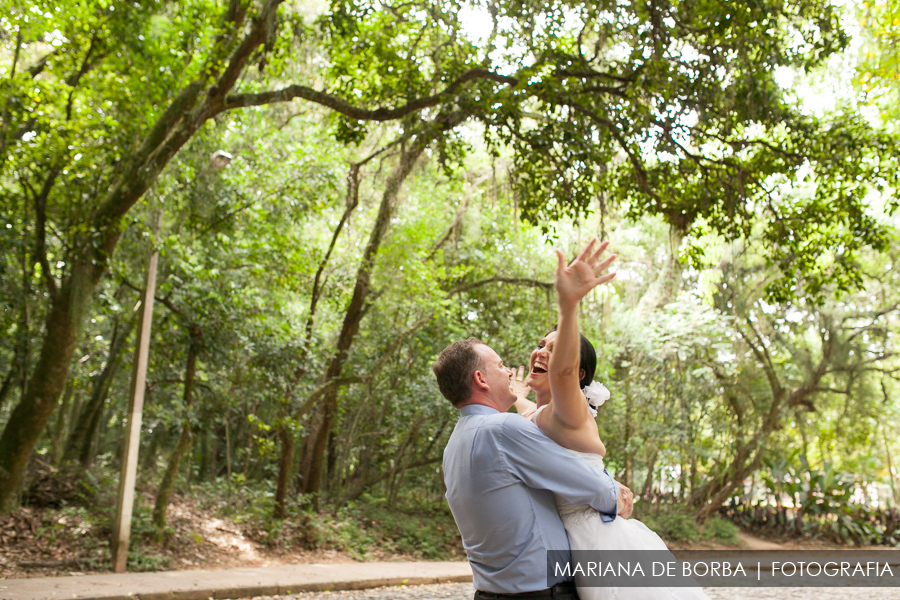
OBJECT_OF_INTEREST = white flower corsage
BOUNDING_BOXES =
[582,381,610,418]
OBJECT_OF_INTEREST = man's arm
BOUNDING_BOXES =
[499,416,618,516]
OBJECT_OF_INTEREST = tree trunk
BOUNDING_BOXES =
[273,425,295,518]
[881,382,900,505]
[296,407,321,493]
[695,453,763,522]
[49,379,74,465]
[306,401,334,510]
[63,316,133,468]
[690,454,698,498]
[152,425,192,533]
[634,225,683,316]
[884,423,900,506]
[224,415,232,481]
[305,112,463,502]
[0,264,95,513]
[152,327,200,532]
[622,365,633,489]
[689,320,835,522]
[198,425,209,482]
[209,425,218,482]
[18,216,31,399]
[0,364,15,414]
[642,450,658,501]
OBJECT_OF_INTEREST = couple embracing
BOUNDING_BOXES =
[433,240,708,600]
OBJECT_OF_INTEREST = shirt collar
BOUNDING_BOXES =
[459,404,500,417]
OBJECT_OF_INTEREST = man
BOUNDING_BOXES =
[434,338,633,600]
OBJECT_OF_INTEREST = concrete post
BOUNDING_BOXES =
[112,210,162,572]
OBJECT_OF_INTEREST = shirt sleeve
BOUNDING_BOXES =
[497,415,619,520]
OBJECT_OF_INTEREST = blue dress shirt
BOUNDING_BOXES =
[443,404,619,594]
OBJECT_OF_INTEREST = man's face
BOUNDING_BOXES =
[474,344,516,409]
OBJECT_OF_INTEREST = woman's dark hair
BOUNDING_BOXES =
[547,326,596,389]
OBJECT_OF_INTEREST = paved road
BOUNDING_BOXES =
[238,581,900,600]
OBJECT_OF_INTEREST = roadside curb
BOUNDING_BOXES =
[0,561,473,600]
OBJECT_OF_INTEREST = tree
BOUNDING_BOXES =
[859,0,900,117]
[0,0,291,512]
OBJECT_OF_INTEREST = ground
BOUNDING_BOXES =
[0,493,391,580]
[0,493,872,581]
[234,582,900,600]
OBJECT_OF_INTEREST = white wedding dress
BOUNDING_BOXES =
[556,448,710,600]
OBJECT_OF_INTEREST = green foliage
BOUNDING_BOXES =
[635,503,738,545]
[702,518,740,545]
[859,0,900,117]
[763,455,859,519]
[638,506,701,542]
[192,481,462,560]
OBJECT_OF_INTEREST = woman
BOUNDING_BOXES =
[512,238,709,600]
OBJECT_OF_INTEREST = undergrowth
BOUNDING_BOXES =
[191,479,464,560]
[634,502,741,545]
[12,463,752,578]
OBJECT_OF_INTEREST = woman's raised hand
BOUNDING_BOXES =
[555,238,616,310]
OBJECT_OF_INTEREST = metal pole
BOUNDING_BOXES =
[112,210,162,572]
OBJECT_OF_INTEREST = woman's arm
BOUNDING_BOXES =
[513,396,537,415]
[548,239,615,429]
[511,366,536,416]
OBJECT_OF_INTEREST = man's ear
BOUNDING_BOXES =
[473,369,489,390]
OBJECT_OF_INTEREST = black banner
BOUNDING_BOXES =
[547,550,900,587]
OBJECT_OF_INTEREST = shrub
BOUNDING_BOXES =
[702,517,740,544]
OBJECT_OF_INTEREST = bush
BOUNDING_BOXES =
[702,517,740,544]
[635,503,740,545]
[640,509,700,542]
[127,549,174,572]
[196,481,464,560]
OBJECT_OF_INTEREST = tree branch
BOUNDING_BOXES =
[121,278,182,317]
[737,317,782,397]
[65,33,108,121]
[448,276,553,296]
[91,0,285,271]
[557,68,641,83]
[223,68,518,120]
[293,376,364,420]
[565,99,663,209]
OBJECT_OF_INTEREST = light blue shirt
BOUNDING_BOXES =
[443,404,619,594]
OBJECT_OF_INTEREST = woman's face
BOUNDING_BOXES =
[525,330,557,392]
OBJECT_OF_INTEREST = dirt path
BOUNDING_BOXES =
[735,533,783,550]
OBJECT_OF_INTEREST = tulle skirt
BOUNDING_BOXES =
[559,510,711,600]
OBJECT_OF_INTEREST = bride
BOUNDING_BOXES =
[512,238,709,600]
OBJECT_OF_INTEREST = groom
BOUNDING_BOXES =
[434,338,632,600]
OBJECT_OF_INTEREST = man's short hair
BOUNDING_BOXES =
[433,337,485,407]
